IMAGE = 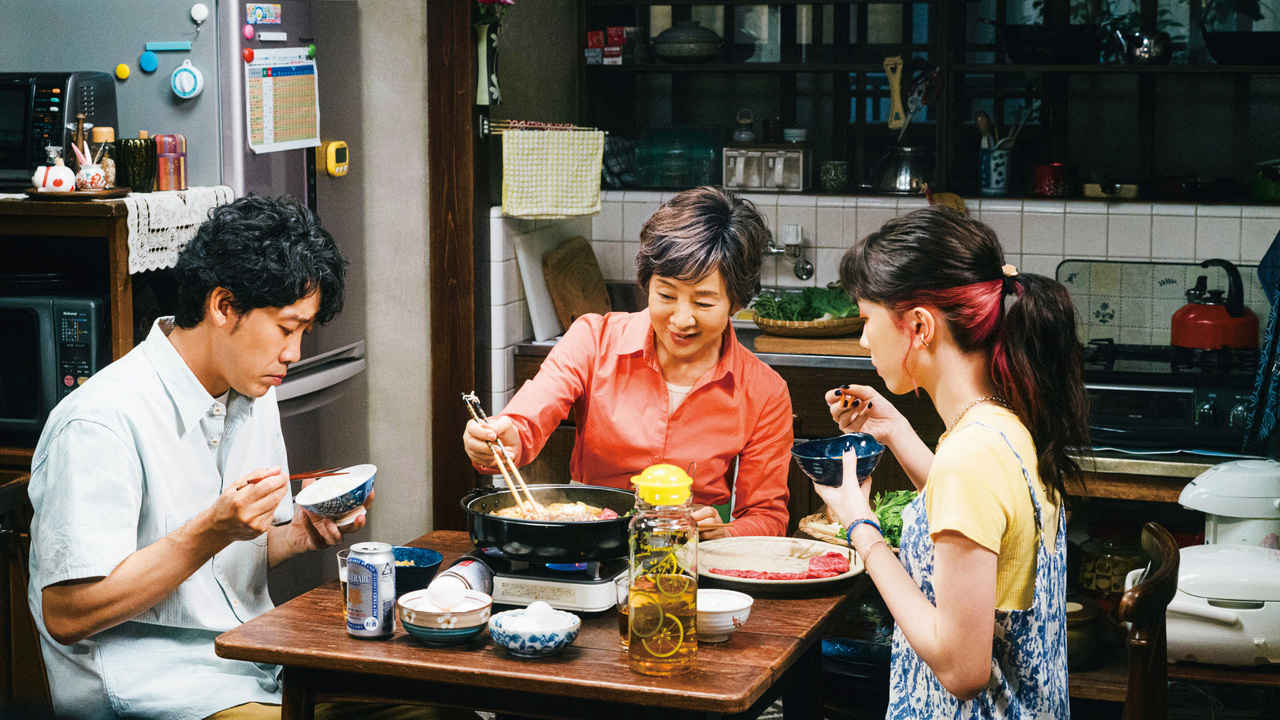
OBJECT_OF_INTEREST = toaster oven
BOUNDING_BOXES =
[0,71,118,191]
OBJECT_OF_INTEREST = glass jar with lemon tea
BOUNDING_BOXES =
[628,465,698,676]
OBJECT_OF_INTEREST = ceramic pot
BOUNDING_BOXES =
[1065,594,1101,668]
[32,159,75,192]
[652,21,722,63]
[75,164,107,191]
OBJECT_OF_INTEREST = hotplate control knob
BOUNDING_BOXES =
[1229,403,1252,429]
[1197,402,1223,428]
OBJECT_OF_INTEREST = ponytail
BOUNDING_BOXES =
[992,274,1090,503]
[841,206,1091,504]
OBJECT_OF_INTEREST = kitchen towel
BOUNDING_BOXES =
[1244,227,1280,453]
[123,186,235,273]
[501,129,604,219]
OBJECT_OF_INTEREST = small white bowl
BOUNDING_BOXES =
[697,588,754,643]
[294,464,376,526]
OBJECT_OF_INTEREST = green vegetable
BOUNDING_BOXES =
[752,287,857,322]
[835,489,917,548]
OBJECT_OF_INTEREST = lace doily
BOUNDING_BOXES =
[123,186,236,273]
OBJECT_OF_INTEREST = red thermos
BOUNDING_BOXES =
[154,134,187,191]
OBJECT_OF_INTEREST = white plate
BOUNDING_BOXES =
[697,536,863,590]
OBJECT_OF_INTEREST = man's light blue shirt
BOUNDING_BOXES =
[28,318,294,720]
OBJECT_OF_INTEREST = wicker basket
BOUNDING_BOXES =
[798,506,899,552]
[753,315,865,338]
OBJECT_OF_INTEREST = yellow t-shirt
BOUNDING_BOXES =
[924,404,1060,611]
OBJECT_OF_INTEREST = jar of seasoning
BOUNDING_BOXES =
[1079,521,1146,615]
[90,127,116,188]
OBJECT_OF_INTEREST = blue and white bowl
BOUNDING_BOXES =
[488,607,581,657]
[792,434,884,487]
[294,464,376,526]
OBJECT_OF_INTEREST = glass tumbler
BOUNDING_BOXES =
[337,549,350,619]
[614,573,630,649]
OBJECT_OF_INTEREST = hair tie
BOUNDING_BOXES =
[1001,264,1019,296]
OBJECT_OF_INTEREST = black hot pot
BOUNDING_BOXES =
[460,484,635,563]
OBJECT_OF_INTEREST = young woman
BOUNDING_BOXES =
[817,207,1089,717]
[463,187,794,538]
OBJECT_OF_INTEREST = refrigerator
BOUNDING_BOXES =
[0,0,367,601]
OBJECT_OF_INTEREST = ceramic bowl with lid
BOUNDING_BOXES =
[652,21,722,63]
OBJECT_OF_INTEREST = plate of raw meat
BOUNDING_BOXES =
[698,537,863,592]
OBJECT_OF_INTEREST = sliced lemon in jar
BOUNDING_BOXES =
[655,573,692,598]
[628,591,664,639]
[641,615,685,658]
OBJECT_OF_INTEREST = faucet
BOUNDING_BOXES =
[769,224,814,280]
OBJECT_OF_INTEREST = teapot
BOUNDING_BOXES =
[1170,259,1259,350]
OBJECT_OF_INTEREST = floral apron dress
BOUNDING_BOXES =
[886,422,1069,719]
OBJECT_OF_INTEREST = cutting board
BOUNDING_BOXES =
[542,236,611,330]
[754,334,871,357]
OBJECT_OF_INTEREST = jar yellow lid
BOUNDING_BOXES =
[632,464,692,505]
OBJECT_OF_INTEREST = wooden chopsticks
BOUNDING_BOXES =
[461,392,544,519]
[289,466,346,482]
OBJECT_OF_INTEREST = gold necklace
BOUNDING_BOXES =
[939,395,1008,444]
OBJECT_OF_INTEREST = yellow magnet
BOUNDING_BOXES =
[115,63,130,80]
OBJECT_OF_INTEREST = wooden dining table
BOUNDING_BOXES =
[216,530,859,720]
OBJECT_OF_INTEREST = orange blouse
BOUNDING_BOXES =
[489,311,794,537]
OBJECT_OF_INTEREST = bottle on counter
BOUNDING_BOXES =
[628,464,698,676]
[154,133,187,191]
[90,127,116,188]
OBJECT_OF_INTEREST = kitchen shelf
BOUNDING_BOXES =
[956,63,1280,74]
[582,0,1280,195]
[586,62,900,74]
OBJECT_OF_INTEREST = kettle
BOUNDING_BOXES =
[1170,258,1259,350]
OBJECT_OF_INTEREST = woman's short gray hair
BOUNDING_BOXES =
[635,186,767,310]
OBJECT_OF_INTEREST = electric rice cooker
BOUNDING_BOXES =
[1142,545,1280,666]
[1179,459,1280,548]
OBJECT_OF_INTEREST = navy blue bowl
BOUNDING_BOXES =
[393,546,444,598]
[792,433,885,487]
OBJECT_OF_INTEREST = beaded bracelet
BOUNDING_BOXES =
[844,518,883,551]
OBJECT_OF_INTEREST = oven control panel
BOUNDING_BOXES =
[1087,383,1255,453]
[53,299,102,401]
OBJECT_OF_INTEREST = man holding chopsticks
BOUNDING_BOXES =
[24,197,397,720]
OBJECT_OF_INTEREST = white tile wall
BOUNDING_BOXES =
[489,196,1280,405]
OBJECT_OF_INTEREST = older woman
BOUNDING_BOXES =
[463,187,793,537]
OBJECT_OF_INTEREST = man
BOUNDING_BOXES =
[27,195,363,719]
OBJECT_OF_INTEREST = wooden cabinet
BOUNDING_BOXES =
[581,0,1280,196]
[0,199,136,458]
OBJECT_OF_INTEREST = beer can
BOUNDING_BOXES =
[346,541,396,637]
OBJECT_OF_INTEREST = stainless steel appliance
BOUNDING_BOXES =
[1083,339,1261,455]
[0,71,117,191]
[0,295,105,434]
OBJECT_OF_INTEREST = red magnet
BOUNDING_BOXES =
[243,48,255,63]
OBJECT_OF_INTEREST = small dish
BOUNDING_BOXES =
[397,588,492,646]
[697,588,753,642]
[792,434,884,487]
[294,464,376,526]
[488,606,581,657]
[392,546,443,599]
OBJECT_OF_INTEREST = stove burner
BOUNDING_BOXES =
[1084,338,1259,377]
[546,562,589,572]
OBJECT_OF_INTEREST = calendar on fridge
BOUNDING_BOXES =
[244,47,321,154]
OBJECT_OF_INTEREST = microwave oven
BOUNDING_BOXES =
[0,296,106,434]
[0,72,118,192]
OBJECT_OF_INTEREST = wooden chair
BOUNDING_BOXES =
[1117,522,1179,720]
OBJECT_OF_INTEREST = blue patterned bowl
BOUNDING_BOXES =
[393,546,444,599]
[488,607,581,657]
[397,588,492,646]
[294,464,376,526]
[792,433,884,487]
